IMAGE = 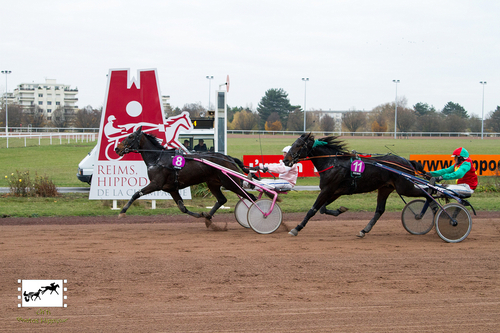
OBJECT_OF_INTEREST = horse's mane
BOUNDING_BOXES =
[144,132,167,150]
[311,135,349,154]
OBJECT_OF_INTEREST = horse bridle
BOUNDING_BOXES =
[289,136,313,164]
[123,131,142,154]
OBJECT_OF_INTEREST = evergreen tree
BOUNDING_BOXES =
[486,106,500,132]
[442,101,469,119]
[413,102,436,116]
[257,88,295,129]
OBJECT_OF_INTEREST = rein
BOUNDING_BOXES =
[298,153,421,175]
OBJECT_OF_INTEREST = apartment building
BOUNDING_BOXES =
[13,78,78,121]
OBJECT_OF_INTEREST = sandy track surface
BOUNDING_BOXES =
[1,211,499,332]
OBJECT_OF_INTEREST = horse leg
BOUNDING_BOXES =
[119,183,160,217]
[200,184,228,227]
[358,187,393,238]
[171,191,202,218]
[289,190,331,236]
[319,195,348,216]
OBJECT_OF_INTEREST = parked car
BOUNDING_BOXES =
[77,146,97,184]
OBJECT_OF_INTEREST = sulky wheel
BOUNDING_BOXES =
[401,199,435,235]
[247,199,282,234]
[434,203,472,243]
[234,198,252,228]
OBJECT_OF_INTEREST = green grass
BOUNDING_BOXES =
[0,142,96,187]
[1,191,498,218]
[227,135,500,159]
[1,135,499,217]
[1,135,498,187]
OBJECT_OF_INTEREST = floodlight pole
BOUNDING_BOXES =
[206,75,213,110]
[2,70,11,148]
[392,79,400,139]
[480,81,487,139]
[302,77,309,132]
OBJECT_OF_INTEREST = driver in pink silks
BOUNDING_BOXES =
[255,146,298,191]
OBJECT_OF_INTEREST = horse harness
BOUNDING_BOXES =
[299,152,420,194]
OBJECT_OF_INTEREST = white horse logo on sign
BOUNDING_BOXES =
[103,111,193,160]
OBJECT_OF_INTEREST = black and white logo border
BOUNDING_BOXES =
[18,279,68,308]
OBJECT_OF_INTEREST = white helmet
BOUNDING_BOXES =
[282,146,292,153]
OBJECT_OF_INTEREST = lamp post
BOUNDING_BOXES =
[392,79,400,139]
[480,81,487,139]
[2,70,11,148]
[302,77,309,132]
[206,76,213,110]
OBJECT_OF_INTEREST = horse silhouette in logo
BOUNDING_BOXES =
[41,282,60,295]
[24,289,43,302]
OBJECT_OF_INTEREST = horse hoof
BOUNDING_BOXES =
[289,229,298,236]
[118,213,126,218]
[357,231,365,238]
[339,206,349,213]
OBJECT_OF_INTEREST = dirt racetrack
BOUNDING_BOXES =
[1,211,499,332]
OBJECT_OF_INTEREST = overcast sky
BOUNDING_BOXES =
[2,0,498,117]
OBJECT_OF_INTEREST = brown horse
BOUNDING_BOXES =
[283,133,425,237]
[115,126,256,225]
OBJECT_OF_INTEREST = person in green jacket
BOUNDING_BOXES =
[428,147,478,195]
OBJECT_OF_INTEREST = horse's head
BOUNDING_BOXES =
[115,126,143,156]
[283,133,314,166]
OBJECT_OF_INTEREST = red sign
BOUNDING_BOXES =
[243,155,318,177]
[90,68,193,200]
[97,69,193,161]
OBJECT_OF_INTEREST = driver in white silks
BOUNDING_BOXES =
[253,146,299,192]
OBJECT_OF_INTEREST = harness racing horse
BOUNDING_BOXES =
[115,126,257,226]
[283,133,425,237]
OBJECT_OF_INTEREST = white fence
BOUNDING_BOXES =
[228,130,500,138]
[1,127,499,149]
[0,132,96,148]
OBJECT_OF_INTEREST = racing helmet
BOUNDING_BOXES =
[452,147,469,159]
[282,146,292,153]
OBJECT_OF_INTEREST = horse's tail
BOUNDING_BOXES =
[231,157,249,173]
[232,157,261,181]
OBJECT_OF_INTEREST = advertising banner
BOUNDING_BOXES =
[410,154,500,176]
[90,68,192,200]
[243,155,317,177]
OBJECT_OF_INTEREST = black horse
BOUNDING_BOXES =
[41,283,60,295]
[283,133,425,237]
[115,127,256,225]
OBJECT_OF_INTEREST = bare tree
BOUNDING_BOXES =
[342,111,367,134]
[181,103,207,118]
[444,114,467,133]
[51,107,69,128]
[320,114,335,135]
[306,110,322,132]
[396,108,417,133]
[369,109,388,135]
[416,113,444,132]
[286,108,304,131]
[72,105,101,128]
[22,105,46,127]
[0,102,23,128]
[467,115,482,133]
